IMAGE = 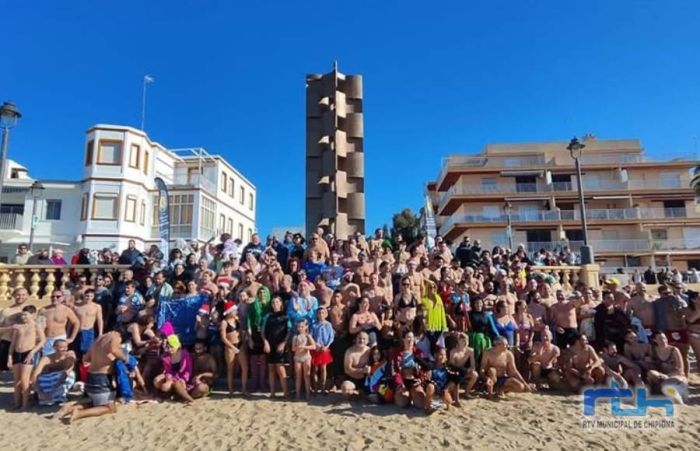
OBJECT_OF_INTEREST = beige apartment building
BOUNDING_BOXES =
[427,136,700,271]
[305,64,365,238]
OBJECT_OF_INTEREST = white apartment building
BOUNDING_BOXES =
[0,124,256,261]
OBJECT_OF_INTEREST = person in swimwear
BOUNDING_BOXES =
[393,330,436,415]
[529,328,561,389]
[564,333,606,393]
[429,347,460,410]
[292,318,316,400]
[482,336,533,399]
[448,332,478,397]
[9,306,45,409]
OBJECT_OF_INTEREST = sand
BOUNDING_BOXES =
[1,374,699,451]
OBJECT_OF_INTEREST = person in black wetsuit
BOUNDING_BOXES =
[262,296,290,397]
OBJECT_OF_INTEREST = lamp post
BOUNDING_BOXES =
[28,180,45,251]
[503,201,513,250]
[567,137,594,264]
[0,101,22,214]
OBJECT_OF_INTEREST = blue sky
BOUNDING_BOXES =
[3,0,700,235]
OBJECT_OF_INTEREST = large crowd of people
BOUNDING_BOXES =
[0,229,697,422]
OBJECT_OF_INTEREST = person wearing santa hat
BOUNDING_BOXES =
[220,301,247,395]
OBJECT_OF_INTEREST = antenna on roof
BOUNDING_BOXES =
[333,60,338,72]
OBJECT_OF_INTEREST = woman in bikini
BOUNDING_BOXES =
[394,277,419,326]
[683,290,700,375]
[392,330,435,415]
[349,296,381,347]
[647,331,688,401]
[219,301,247,395]
[513,300,534,380]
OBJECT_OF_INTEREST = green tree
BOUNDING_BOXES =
[391,208,421,245]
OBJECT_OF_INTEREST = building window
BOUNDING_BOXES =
[129,144,140,169]
[85,140,94,166]
[154,194,194,237]
[140,200,146,225]
[481,178,497,193]
[239,186,245,204]
[80,194,88,220]
[124,196,137,222]
[228,177,234,197]
[651,229,668,240]
[248,193,254,210]
[46,200,62,220]
[97,140,122,165]
[219,214,226,234]
[200,196,216,238]
[92,194,118,220]
[221,172,227,192]
[227,218,233,234]
[248,228,253,242]
[238,223,243,240]
[143,150,150,175]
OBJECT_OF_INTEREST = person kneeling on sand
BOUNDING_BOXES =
[529,328,561,389]
[482,336,533,399]
[341,331,371,396]
[563,333,606,393]
[55,331,126,422]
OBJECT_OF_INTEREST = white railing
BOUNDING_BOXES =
[523,239,700,254]
[440,207,691,229]
[0,213,23,231]
[171,173,217,194]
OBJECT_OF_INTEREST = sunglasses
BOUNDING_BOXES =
[52,295,63,299]
[402,283,410,287]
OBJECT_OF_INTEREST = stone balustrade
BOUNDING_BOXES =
[529,264,600,291]
[0,264,131,307]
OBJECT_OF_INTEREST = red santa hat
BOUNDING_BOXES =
[223,301,237,316]
[198,304,210,315]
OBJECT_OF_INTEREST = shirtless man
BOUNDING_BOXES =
[629,283,655,338]
[41,289,80,356]
[353,252,373,288]
[564,334,606,393]
[341,331,371,395]
[549,290,584,349]
[623,329,654,373]
[653,285,689,376]
[313,276,334,308]
[9,306,45,409]
[600,341,644,388]
[368,228,385,255]
[448,333,478,396]
[377,262,394,304]
[482,336,532,399]
[405,261,424,300]
[57,331,126,422]
[74,288,103,360]
[367,273,388,314]
[32,339,76,406]
[304,233,330,264]
[529,328,561,389]
[239,270,262,300]
[0,287,29,371]
[191,339,217,399]
[605,278,631,309]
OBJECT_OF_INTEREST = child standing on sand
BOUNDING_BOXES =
[292,319,316,400]
[9,305,45,409]
[311,307,334,394]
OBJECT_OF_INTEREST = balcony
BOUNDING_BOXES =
[524,238,700,254]
[437,154,551,189]
[437,177,693,213]
[170,173,217,195]
[0,213,24,231]
[440,207,693,230]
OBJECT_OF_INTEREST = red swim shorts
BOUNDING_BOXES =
[664,330,689,345]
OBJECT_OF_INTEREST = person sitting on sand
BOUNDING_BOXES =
[9,305,45,409]
[623,329,654,373]
[529,328,561,389]
[448,332,478,397]
[154,334,196,403]
[392,330,435,414]
[191,339,217,399]
[429,347,460,411]
[342,331,371,396]
[646,331,688,402]
[31,338,76,406]
[563,333,606,393]
[600,341,644,388]
[481,336,532,399]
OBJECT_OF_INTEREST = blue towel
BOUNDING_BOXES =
[156,294,205,346]
[114,354,139,402]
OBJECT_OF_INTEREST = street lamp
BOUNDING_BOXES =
[0,101,22,214]
[28,180,45,251]
[567,137,594,264]
[503,201,513,250]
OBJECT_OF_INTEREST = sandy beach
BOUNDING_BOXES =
[1,373,699,451]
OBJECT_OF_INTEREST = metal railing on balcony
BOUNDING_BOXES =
[439,207,693,230]
[437,154,551,186]
[519,238,700,254]
[0,213,23,231]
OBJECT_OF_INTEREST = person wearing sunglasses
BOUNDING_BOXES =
[41,289,80,357]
